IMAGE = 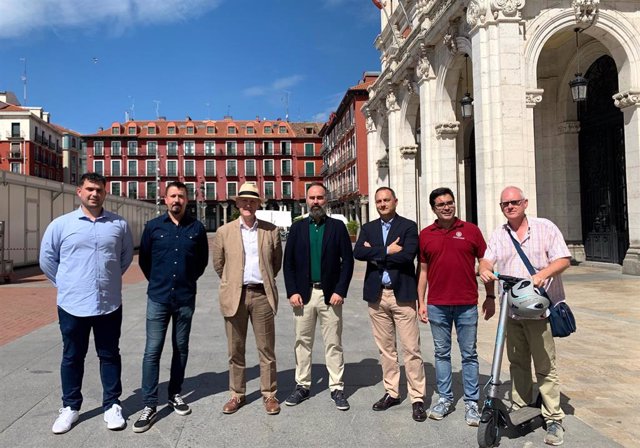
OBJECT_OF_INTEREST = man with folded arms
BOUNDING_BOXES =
[354,187,427,421]
[212,182,283,415]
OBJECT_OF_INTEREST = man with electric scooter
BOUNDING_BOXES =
[479,186,571,446]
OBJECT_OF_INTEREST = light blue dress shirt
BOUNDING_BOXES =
[39,207,134,317]
[381,218,393,285]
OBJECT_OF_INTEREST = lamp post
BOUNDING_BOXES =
[569,28,588,103]
[460,54,474,119]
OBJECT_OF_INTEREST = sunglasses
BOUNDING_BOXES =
[499,199,524,208]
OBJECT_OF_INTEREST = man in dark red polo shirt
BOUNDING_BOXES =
[417,187,495,426]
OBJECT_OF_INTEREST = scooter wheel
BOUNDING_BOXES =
[477,417,498,448]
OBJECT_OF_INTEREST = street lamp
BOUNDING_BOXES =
[460,54,474,119]
[569,28,588,102]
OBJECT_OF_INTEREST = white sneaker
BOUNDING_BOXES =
[52,406,79,434]
[104,404,126,430]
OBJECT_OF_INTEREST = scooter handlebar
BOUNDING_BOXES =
[494,273,524,291]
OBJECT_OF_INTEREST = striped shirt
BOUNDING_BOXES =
[484,216,571,309]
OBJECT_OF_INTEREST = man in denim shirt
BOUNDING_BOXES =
[133,181,209,433]
[40,172,134,434]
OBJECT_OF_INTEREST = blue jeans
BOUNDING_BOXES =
[141,298,195,407]
[428,304,479,403]
[58,306,122,411]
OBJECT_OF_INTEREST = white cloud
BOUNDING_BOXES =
[0,0,223,39]
[242,75,304,97]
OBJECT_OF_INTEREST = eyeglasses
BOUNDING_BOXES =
[499,199,524,209]
[434,200,455,209]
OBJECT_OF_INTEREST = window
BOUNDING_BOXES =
[304,143,315,156]
[10,142,21,158]
[184,160,195,176]
[94,141,104,156]
[167,126,176,135]
[167,141,178,156]
[226,182,238,199]
[127,126,136,135]
[245,141,255,155]
[186,126,194,135]
[228,125,236,134]
[147,141,157,156]
[111,141,121,156]
[279,125,287,134]
[282,181,292,198]
[167,160,177,176]
[246,126,254,134]
[205,182,216,200]
[264,181,274,199]
[128,160,138,176]
[226,141,237,156]
[146,160,157,176]
[111,126,120,135]
[264,126,272,134]
[127,141,138,156]
[205,160,216,176]
[184,141,195,155]
[128,181,138,199]
[111,181,121,196]
[146,182,157,199]
[147,126,156,135]
[185,182,196,200]
[205,141,215,155]
[245,159,256,177]
[305,161,315,176]
[226,160,237,176]
[10,162,21,173]
[34,165,40,176]
[281,159,292,176]
[281,141,291,155]
[206,125,215,134]
[111,160,121,176]
[11,122,20,137]
[94,160,104,175]
[263,159,274,176]
[264,141,274,155]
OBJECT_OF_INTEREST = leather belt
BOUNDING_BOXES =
[311,282,322,289]
[243,283,265,291]
[382,284,393,290]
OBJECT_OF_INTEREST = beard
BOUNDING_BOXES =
[309,205,326,221]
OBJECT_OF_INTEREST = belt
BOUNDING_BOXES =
[382,284,393,290]
[243,283,265,291]
[311,282,322,289]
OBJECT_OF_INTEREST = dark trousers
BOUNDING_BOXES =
[58,306,123,411]
[141,298,195,407]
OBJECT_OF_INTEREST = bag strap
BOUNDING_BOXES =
[506,227,548,296]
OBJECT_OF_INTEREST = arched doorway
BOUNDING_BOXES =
[579,55,629,264]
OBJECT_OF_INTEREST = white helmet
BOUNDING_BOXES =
[507,279,550,318]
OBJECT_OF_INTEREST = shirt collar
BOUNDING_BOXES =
[430,217,462,230]
[239,217,258,230]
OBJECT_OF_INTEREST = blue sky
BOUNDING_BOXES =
[0,0,382,134]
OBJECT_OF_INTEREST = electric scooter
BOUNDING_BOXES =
[477,274,543,448]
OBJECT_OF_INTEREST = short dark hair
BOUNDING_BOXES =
[79,172,106,187]
[429,187,455,207]
[375,186,396,198]
[166,181,187,193]
[306,182,327,193]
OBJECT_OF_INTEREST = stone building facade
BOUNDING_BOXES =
[365,0,640,274]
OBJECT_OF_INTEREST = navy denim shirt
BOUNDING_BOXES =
[139,212,209,305]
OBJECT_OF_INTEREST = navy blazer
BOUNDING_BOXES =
[353,214,418,303]
[283,216,354,304]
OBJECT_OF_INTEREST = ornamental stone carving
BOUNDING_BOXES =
[525,89,544,108]
[386,90,400,112]
[435,122,460,139]
[416,56,431,83]
[573,0,599,25]
[558,121,581,134]
[491,0,525,18]
[613,90,640,109]
[467,0,489,27]
[400,145,418,158]
[376,155,389,169]
[443,18,460,54]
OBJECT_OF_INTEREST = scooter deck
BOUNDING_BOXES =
[509,406,542,426]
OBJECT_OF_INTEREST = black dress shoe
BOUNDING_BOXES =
[412,401,427,422]
[372,393,401,411]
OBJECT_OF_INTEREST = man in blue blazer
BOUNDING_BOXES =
[353,187,426,422]
[283,183,354,411]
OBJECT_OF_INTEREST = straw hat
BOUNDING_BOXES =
[234,182,263,201]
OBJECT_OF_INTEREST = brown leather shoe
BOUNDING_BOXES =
[264,396,280,415]
[222,396,245,414]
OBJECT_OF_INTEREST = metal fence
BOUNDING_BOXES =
[0,171,157,268]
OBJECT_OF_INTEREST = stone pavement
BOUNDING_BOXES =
[0,245,637,448]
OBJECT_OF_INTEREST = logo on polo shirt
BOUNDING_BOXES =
[453,231,465,240]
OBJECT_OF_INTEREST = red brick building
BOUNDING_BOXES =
[320,72,378,225]
[84,116,323,230]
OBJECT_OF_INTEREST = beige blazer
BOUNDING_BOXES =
[212,218,282,317]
